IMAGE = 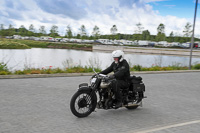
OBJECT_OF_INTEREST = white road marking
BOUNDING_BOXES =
[129,120,200,133]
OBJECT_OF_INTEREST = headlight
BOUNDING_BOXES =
[90,77,97,84]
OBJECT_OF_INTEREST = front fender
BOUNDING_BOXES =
[78,86,93,92]
[77,83,97,111]
[78,83,93,93]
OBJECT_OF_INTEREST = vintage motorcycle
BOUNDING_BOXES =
[70,70,146,118]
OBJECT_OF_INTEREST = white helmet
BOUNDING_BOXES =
[112,50,124,63]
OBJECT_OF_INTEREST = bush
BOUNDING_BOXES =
[41,69,53,74]
[193,64,200,69]
[160,67,173,71]
[14,70,27,75]
[149,66,161,71]
[54,68,64,73]
[132,65,142,71]
[130,64,189,72]
[64,66,101,73]
[0,71,9,75]
[30,70,41,74]
[0,62,9,72]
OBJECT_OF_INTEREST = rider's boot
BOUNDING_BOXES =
[114,91,122,109]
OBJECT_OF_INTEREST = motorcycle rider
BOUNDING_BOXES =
[99,50,130,109]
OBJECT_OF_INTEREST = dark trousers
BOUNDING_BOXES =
[111,79,129,101]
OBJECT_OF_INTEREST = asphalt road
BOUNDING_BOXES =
[0,72,200,133]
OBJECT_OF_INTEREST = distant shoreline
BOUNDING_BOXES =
[0,39,92,51]
[93,45,200,57]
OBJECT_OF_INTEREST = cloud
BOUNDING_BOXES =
[164,5,176,7]
[141,0,167,3]
[118,0,142,8]
[35,0,88,20]
[0,0,199,37]
[5,0,28,11]
[0,0,28,21]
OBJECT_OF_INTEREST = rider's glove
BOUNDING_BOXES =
[108,74,115,79]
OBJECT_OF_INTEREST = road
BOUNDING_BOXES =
[0,72,200,133]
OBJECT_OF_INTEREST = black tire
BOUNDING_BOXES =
[70,90,97,118]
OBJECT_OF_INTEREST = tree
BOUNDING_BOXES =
[156,32,166,41]
[39,26,46,35]
[132,34,142,41]
[157,23,165,34]
[141,30,150,40]
[29,24,35,33]
[8,24,13,29]
[19,25,28,36]
[183,22,192,37]
[169,31,174,37]
[168,31,174,42]
[28,24,35,36]
[0,24,5,36]
[76,34,81,39]
[156,23,166,41]
[110,25,118,35]
[0,24,4,30]
[8,24,15,36]
[79,25,87,39]
[65,25,73,38]
[135,23,144,34]
[50,25,59,37]
[92,25,100,39]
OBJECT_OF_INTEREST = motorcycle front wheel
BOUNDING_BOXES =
[70,90,97,118]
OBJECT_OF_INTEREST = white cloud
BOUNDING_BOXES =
[141,0,167,3]
[0,0,199,37]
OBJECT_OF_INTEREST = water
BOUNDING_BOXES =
[0,48,200,71]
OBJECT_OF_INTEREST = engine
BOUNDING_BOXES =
[100,81,110,89]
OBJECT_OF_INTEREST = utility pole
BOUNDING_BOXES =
[189,0,198,69]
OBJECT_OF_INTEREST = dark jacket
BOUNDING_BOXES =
[100,59,130,80]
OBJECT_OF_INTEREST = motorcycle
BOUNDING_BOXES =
[70,70,146,118]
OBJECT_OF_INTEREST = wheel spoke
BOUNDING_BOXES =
[85,95,92,104]
[73,93,92,114]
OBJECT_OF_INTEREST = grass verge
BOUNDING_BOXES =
[1,62,200,75]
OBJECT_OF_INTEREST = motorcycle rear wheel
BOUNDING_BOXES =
[70,90,97,118]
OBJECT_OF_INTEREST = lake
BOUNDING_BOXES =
[1,48,200,71]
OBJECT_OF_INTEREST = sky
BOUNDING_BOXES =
[0,0,200,36]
